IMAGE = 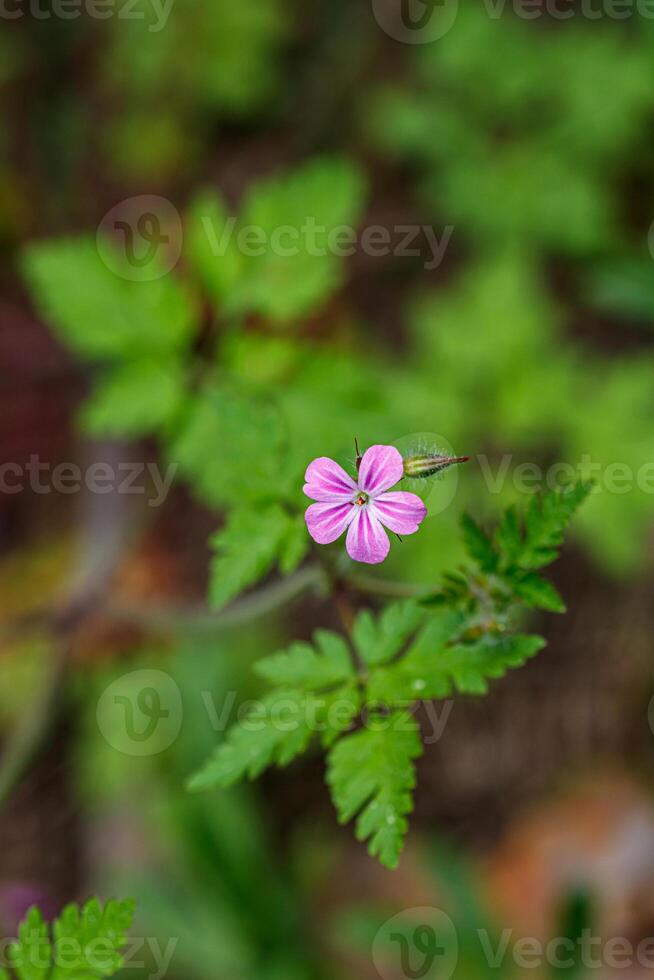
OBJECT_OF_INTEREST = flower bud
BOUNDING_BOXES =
[402,453,470,479]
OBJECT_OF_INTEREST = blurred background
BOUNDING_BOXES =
[1,0,654,977]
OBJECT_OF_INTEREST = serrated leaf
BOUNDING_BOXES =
[436,634,546,694]
[209,505,298,609]
[461,512,498,572]
[352,600,426,667]
[510,571,566,613]
[9,898,135,980]
[520,482,592,569]
[255,630,354,689]
[368,625,545,702]
[169,381,288,508]
[9,906,50,980]
[188,687,359,790]
[494,504,522,565]
[326,712,422,869]
[187,691,308,787]
[80,359,185,437]
[23,238,195,361]
[223,157,367,323]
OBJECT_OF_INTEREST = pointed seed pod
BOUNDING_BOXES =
[402,454,470,479]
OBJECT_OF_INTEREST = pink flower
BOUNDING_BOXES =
[303,444,427,564]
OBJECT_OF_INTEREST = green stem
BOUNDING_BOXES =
[346,574,426,599]
[106,565,327,634]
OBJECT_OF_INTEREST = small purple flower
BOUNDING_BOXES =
[303,444,427,564]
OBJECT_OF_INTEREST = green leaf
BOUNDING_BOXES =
[510,571,566,613]
[494,504,522,565]
[9,906,50,980]
[326,712,422,869]
[520,482,592,569]
[185,189,242,304]
[461,513,498,571]
[223,157,367,323]
[278,513,309,574]
[209,505,302,609]
[434,634,546,695]
[368,626,545,702]
[188,687,360,790]
[80,359,186,437]
[352,600,426,667]
[23,238,195,361]
[8,898,135,980]
[169,381,289,508]
[255,630,354,689]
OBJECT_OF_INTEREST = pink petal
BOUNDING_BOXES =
[305,501,356,544]
[358,445,404,497]
[346,508,390,564]
[370,491,427,535]
[304,457,357,502]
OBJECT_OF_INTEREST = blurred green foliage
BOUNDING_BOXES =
[4,3,654,973]
[100,0,289,181]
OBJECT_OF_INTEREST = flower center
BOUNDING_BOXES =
[354,492,369,507]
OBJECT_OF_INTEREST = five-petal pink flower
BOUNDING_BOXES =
[303,445,427,564]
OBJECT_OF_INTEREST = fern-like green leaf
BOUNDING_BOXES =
[509,570,566,613]
[519,482,592,569]
[352,600,426,667]
[326,712,422,869]
[460,512,498,572]
[188,686,360,790]
[209,504,307,609]
[8,898,135,980]
[255,630,354,689]
[368,627,545,702]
